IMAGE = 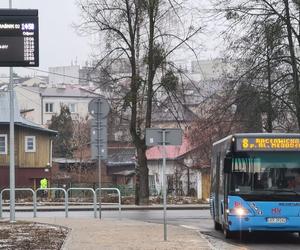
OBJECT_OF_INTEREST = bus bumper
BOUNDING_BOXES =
[228,216,300,232]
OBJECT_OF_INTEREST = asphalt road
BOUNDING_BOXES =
[3,209,300,249]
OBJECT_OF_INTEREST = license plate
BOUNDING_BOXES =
[267,218,287,224]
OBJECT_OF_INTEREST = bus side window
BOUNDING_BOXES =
[218,153,224,195]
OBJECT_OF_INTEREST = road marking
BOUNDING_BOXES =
[180,224,200,230]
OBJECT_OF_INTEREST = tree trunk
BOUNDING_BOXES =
[137,145,149,204]
[145,0,156,128]
[284,0,300,130]
[266,49,273,132]
[134,0,158,205]
[134,141,149,205]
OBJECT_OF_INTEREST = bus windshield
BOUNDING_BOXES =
[230,152,300,195]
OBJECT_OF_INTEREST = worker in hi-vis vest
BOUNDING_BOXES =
[40,178,48,198]
[40,178,48,189]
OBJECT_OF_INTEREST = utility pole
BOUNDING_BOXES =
[97,100,102,219]
[162,130,167,241]
[9,0,16,223]
[89,97,109,219]
[145,128,182,242]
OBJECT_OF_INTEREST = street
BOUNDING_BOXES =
[3,209,300,249]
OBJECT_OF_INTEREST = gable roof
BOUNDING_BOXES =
[0,91,57,134]
[106,147,136,167]
[152,102,198,123]
[19,85,99,98]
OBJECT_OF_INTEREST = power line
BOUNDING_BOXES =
[25,67,103,85]
[15,88,43,107]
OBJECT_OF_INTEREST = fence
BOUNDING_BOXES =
[0,188,36,218]
[36,187,68,218]
[0,187,121,219]
[67,187,96,218]
[96,187,121,219]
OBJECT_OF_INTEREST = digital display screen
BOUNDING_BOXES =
[0,9,39,67]
[236,137,300,151]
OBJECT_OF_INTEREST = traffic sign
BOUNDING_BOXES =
[91,120,108,144]
[88,97,110,220]
[91,141,107,160]
[91,118,108,160]
[146,128,183,146]
[88,97,110,118]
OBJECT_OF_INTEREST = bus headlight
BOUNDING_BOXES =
[229,207,249,217]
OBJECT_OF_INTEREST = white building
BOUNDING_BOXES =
[146,137,209,200]
[21,76,48,87]
[49,64,101,87]
[15,85,99,125]
[49,65,80,86]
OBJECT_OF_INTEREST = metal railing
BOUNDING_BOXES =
[96,187,121,219]
[0,187,121,219]
[67,188,97,218]
[36,188,68,218]
[0,188,36,218]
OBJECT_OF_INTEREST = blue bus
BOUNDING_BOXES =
[210,133,300,238]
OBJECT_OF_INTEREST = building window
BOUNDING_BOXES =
[45,103,54,113]
[68,103,76,113]
[25,136,36,152]
[0,134,7,154]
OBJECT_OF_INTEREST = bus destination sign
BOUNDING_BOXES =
[0,9,39,67]
[236,137,300,151]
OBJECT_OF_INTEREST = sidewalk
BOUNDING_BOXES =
[25,217,212,250]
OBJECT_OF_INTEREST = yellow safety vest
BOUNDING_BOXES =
[40,178,48,189]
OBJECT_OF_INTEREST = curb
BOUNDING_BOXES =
[60,227,72,250]
[30,221,71,250]
[0,219,71,250]
[196,231,215,250]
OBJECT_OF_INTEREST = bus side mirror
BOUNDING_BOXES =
[224,157,232,174]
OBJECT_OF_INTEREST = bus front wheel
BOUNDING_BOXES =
[223,225,233,239]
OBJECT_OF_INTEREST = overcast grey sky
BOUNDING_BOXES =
[0,0,91,76]
[0,0,222,78]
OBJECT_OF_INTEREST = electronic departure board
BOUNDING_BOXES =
[236,137,300,151]
[0,9,39,67]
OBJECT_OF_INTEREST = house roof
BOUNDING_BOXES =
[152,102,198,122]
[146,136,192,160]
[0,91,57,134]
[106,147,136,167]
[19,85,99,98]
[52,157,94,164]
[112,170,135,176]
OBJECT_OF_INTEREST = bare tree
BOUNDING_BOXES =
[214,0,300,131]
[76,0,202,204]
[72,116,91,162]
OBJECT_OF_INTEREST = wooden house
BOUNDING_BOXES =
[0,92,57,189]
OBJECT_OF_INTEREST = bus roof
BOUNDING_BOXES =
[213,134,233,146]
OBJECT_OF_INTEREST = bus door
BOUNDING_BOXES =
[222,154,233,225]
[223,163,231,225]
[215,153,222,223]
